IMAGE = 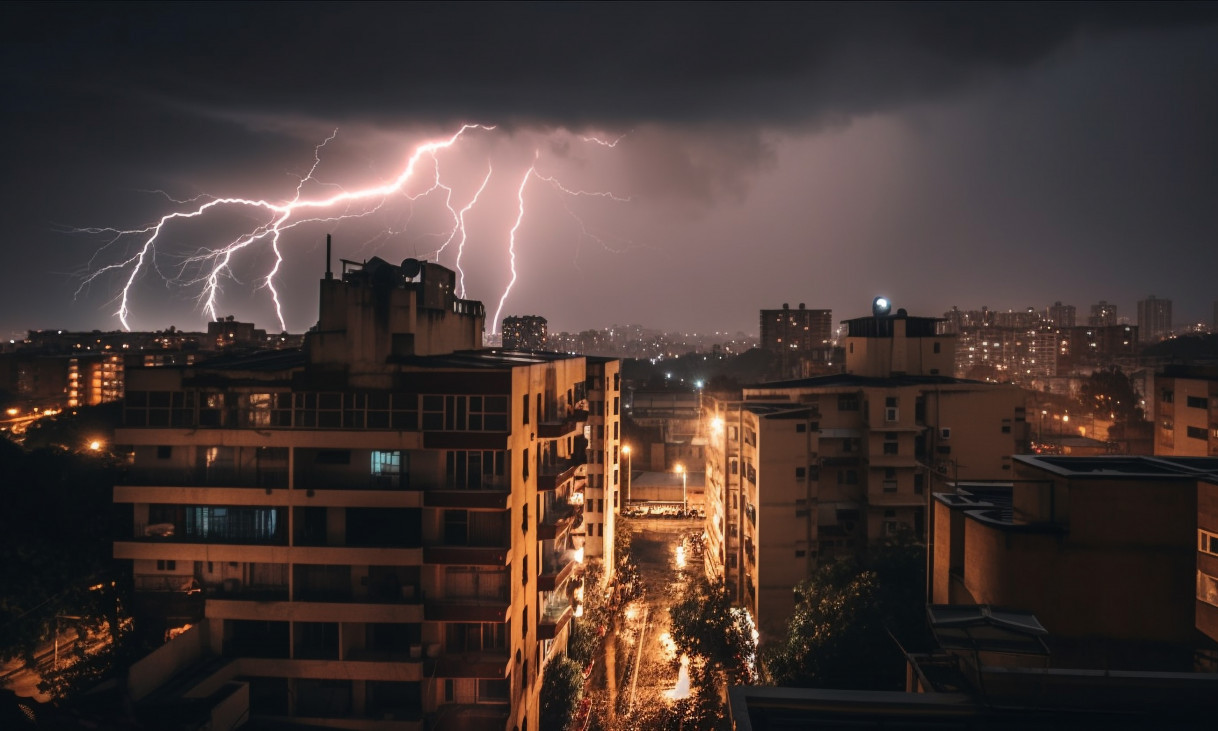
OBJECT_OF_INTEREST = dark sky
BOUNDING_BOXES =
[3,3,1217,338]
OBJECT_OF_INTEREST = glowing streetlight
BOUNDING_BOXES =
[675,463,687,513]
[89,440,102,451]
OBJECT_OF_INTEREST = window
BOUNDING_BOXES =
[883,442,899,456]
[933,342,941,354]
[796,423,806,433]
[523,448,529,480]
[1162,389,1174,404]
[1199,530,1218,556]
[1187,395,1209,409]
[837,394,859,411]
[156,445,172,459]
[613,396,620,416]
[1199,571,1218,608]
[885,397,898,408]
[1002,419,1012,434]
[885,407,899,422]
[156,559,176,571]
[1187,426,1207,440]
[795,549,806,558]
[371,450,402,488]
[795,467,806,479]
[522,394,530,425]
[522,556,529,586]
[838,470,858,485]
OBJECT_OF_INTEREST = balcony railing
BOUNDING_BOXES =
[423,545,510,566]
[538,408,589,439]
[122,467,288,489]
[538,551,577,591]
[539,597,573,640]
[132,523,287,546]
[538,459,579,492]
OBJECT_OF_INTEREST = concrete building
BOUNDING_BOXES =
[1154,365,1218,457]
[68,353,124,407]
[933,455,1218,670]
[1088,300,1118,327]
[113,255,619,730]
[1138,295,1173,343]
[703,305,1026,638]
[760,303,834,378]
[500,315,548,351]
[1199,473,1218,645]
[1047,301,1076,328]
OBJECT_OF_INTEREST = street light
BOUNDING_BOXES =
[675,463,687,514]
[622,445,632,507]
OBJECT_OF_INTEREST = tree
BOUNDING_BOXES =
[1077,365,1144,424]
[762,531,926,690]
[539,655,583,731]
[668,577,756,684]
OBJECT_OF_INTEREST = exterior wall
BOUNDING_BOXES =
[113,264,607,730]
[924,386,1025,479]
[753,412,819,639]
[945,465,1201,647]
[1197,480,1218,643]
[1155,374,1217,457]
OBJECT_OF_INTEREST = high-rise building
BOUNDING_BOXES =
[1047,301,1076,328]
[501,315,548,351]
[1138,295,1173,343]
[113,256,618,729]
[704,304,1026,638]
[1089,300,1118,327]
[760,303,833,354]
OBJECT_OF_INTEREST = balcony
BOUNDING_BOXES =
[424,598,510,623]
[424,489,510,510]
[538,408,588,439]
[538,459,579,492]
[539,596,573,640]
[295,473,419,492]
[122,467,288,489]
[820,455,859,466]
[433,651,511,679]
[423,545,510,566]
[538,498,581,540]
[538,551,577,592]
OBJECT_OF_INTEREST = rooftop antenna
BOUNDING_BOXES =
[325,234,333,280]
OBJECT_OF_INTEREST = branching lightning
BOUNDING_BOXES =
[79,125,628,334]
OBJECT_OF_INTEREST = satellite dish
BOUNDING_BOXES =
[872,296,892,317]
[401,258,422,279]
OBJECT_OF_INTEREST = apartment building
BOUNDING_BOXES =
[934,455,1218,670]
[113,256,618,730]
[704,305,1026,637]
[1154,365,1218,457]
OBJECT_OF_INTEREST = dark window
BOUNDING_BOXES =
[1187,426,1207,440]
[796,423,806,433]
[795,467,806,479]
[1162,389,1174,404]
[1187,396,1208,409]
[933,342,941,354]
[837,394,859,411]
[156,445,172,459]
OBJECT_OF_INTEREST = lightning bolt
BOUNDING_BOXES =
[79,125,630,334]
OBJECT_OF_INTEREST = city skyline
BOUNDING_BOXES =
[3,5,1218,338]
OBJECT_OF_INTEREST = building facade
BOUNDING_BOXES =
[934,455,1218,669]
[113,257,617,730]
[1154,365,1218,457]
[500,315,548,351]
[703,307,1026,638]
[1138,295,1173,343]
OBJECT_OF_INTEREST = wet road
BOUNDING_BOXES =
[586,514,703,731]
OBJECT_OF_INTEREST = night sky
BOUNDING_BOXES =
[3,3,1217,338]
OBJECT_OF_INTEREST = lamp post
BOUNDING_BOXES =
[675,463,687,514]
[622,445,632,507]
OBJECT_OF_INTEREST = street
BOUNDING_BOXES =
[586,514,704,731]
